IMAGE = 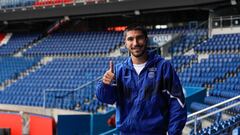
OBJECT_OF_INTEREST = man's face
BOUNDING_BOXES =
[125,30,147,58]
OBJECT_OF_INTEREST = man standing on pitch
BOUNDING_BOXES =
[96,25,187,135]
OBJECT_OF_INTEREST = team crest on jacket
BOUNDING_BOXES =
[148,67,156,79]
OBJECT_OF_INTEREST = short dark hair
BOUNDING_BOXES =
[123,24,148,40]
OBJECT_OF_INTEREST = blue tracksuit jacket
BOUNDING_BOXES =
[96,52,187,135]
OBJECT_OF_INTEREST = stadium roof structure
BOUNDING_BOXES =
[0,0,234,22]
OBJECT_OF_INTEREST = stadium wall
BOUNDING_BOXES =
[29,114,56,135]
[212,27,240,35]
[0,113,22,135]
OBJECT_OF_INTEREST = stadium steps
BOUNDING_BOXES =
[183,125,192,135]
[222,113,232,120]
[13,35,44,57]
[0,57,53,90]
[202,119,213,128]
[197,53,209,63]
[184,48,195,56]
[183,38,208,57]
[109,43,124,57]
[183,118,212,135]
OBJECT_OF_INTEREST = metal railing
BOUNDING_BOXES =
[186,95,240,134]
[43,76,102,109]
[168,21,208,57]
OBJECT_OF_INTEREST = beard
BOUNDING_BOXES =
[130,45,147,58]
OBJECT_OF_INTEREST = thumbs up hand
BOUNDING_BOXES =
[102,61,115,85]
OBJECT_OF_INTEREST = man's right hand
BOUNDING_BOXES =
[102,61,115,85]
